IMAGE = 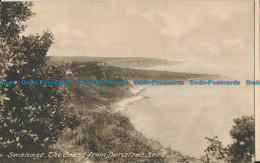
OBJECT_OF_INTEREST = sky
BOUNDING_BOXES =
[22,0,254,62]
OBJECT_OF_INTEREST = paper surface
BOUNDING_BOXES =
[0,0,258,162]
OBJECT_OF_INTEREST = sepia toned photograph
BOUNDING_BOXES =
[0,0,256,162]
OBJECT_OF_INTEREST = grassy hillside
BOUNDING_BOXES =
[51,61,213,163]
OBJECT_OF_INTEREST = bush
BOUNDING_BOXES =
[0,2,78,157]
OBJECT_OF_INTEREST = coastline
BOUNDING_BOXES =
[113,81,148,112]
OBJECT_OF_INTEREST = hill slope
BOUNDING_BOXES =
[53,60,214,162]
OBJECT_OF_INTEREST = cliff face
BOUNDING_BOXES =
[64,63,212,107]
[54,63,204,163]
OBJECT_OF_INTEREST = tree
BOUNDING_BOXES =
[202,136,229,163]
[228,115,254,162]
[202,115,254,163]
[0,2,72,156]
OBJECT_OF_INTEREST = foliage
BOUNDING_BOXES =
[228,115,254,162]
[202,115,254,163]
[202,136,229,163]
[55,108,167,163]
[0,2,76,156]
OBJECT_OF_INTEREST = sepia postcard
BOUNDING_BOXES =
[0,0,259,162]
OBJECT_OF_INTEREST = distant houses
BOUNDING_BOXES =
[97,62,105,67]
[65,70,72,75]
[70,61,106,79]
[55,60,107,79]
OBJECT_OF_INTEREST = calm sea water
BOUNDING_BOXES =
[125,61,254,158]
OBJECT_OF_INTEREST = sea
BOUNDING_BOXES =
[114,61,254,158]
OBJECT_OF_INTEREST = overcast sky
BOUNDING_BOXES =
[23,0,254,62]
